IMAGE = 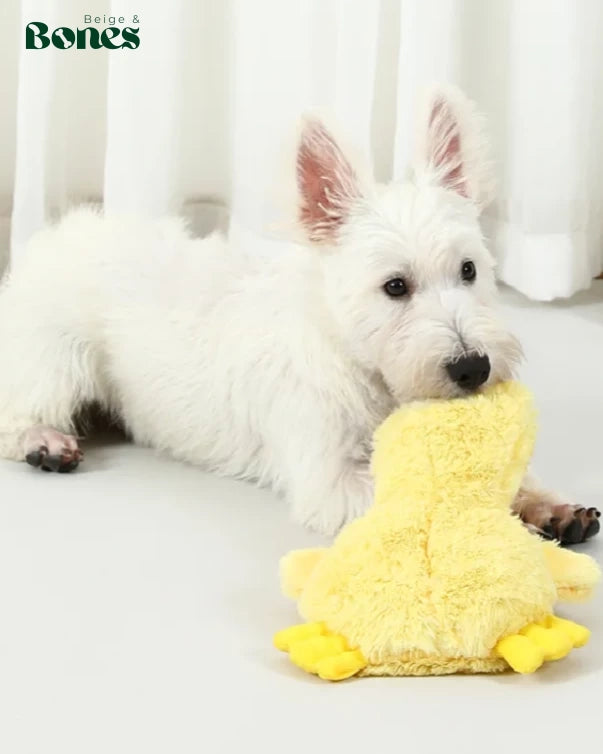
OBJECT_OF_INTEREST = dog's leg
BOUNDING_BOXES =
[0,317,101,472]
[284,440,374,536]
[513,474,600,545]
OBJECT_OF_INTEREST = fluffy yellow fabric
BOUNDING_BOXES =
[275,382,600,680]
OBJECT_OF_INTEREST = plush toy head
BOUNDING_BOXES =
[371,379,536,511]
[274,382,600,680]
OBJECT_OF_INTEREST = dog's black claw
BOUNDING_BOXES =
[584,519,600,540]
[58,459,80,473]
[561,518,583,545]
[26,446,81,473]
[25,450,44,468]
[42,455,63,472]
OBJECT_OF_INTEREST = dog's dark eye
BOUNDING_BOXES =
[383,278,408,298]
[461,260,476,283]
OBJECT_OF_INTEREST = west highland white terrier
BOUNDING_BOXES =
[0,86,599,543]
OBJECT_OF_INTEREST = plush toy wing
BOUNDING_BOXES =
[280,548,327,599]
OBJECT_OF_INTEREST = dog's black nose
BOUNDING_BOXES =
[445,354,491,392]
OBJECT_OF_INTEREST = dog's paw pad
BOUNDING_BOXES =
[522,501,601,545]
[23,427,82,473]
[25,447,48,468]
[554,505,601,545]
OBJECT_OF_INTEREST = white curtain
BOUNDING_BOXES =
[3,0,603,299]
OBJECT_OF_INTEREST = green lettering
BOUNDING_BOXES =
[101,27,120,50]
[121,27,140,50]
[76,27,102,49]
[52,27,75,49]
[25,21,50,49]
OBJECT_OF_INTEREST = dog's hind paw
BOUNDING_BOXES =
[23,426,82,473]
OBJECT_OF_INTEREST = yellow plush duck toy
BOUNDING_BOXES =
[274,382,600,680]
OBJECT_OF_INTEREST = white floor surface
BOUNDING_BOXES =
[1,283,602,754]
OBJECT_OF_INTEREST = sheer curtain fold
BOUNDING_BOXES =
[7,0,603,298]
[229,0,381,250]
[104,0,187,215]
[492,0,603,299]
[10,0,63,262]
[393,0,463,181]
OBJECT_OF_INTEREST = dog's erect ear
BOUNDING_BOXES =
[414,86,494,210]
[296,117,365,244]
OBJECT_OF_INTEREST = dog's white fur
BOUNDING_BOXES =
[0,86,524,533]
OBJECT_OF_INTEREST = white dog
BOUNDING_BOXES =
[0,86,599,543]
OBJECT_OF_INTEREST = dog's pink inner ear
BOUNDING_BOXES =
[297,120,359,243]
[429,99,467,198]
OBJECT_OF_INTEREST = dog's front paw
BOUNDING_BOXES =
[519,497,600,545]
[545,504,600,545]
[22,426,83,473]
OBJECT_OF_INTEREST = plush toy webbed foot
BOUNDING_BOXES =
[495,615,590,673]
[274,623,366,680]
[274,382,600,680]
[275,614,591,679]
